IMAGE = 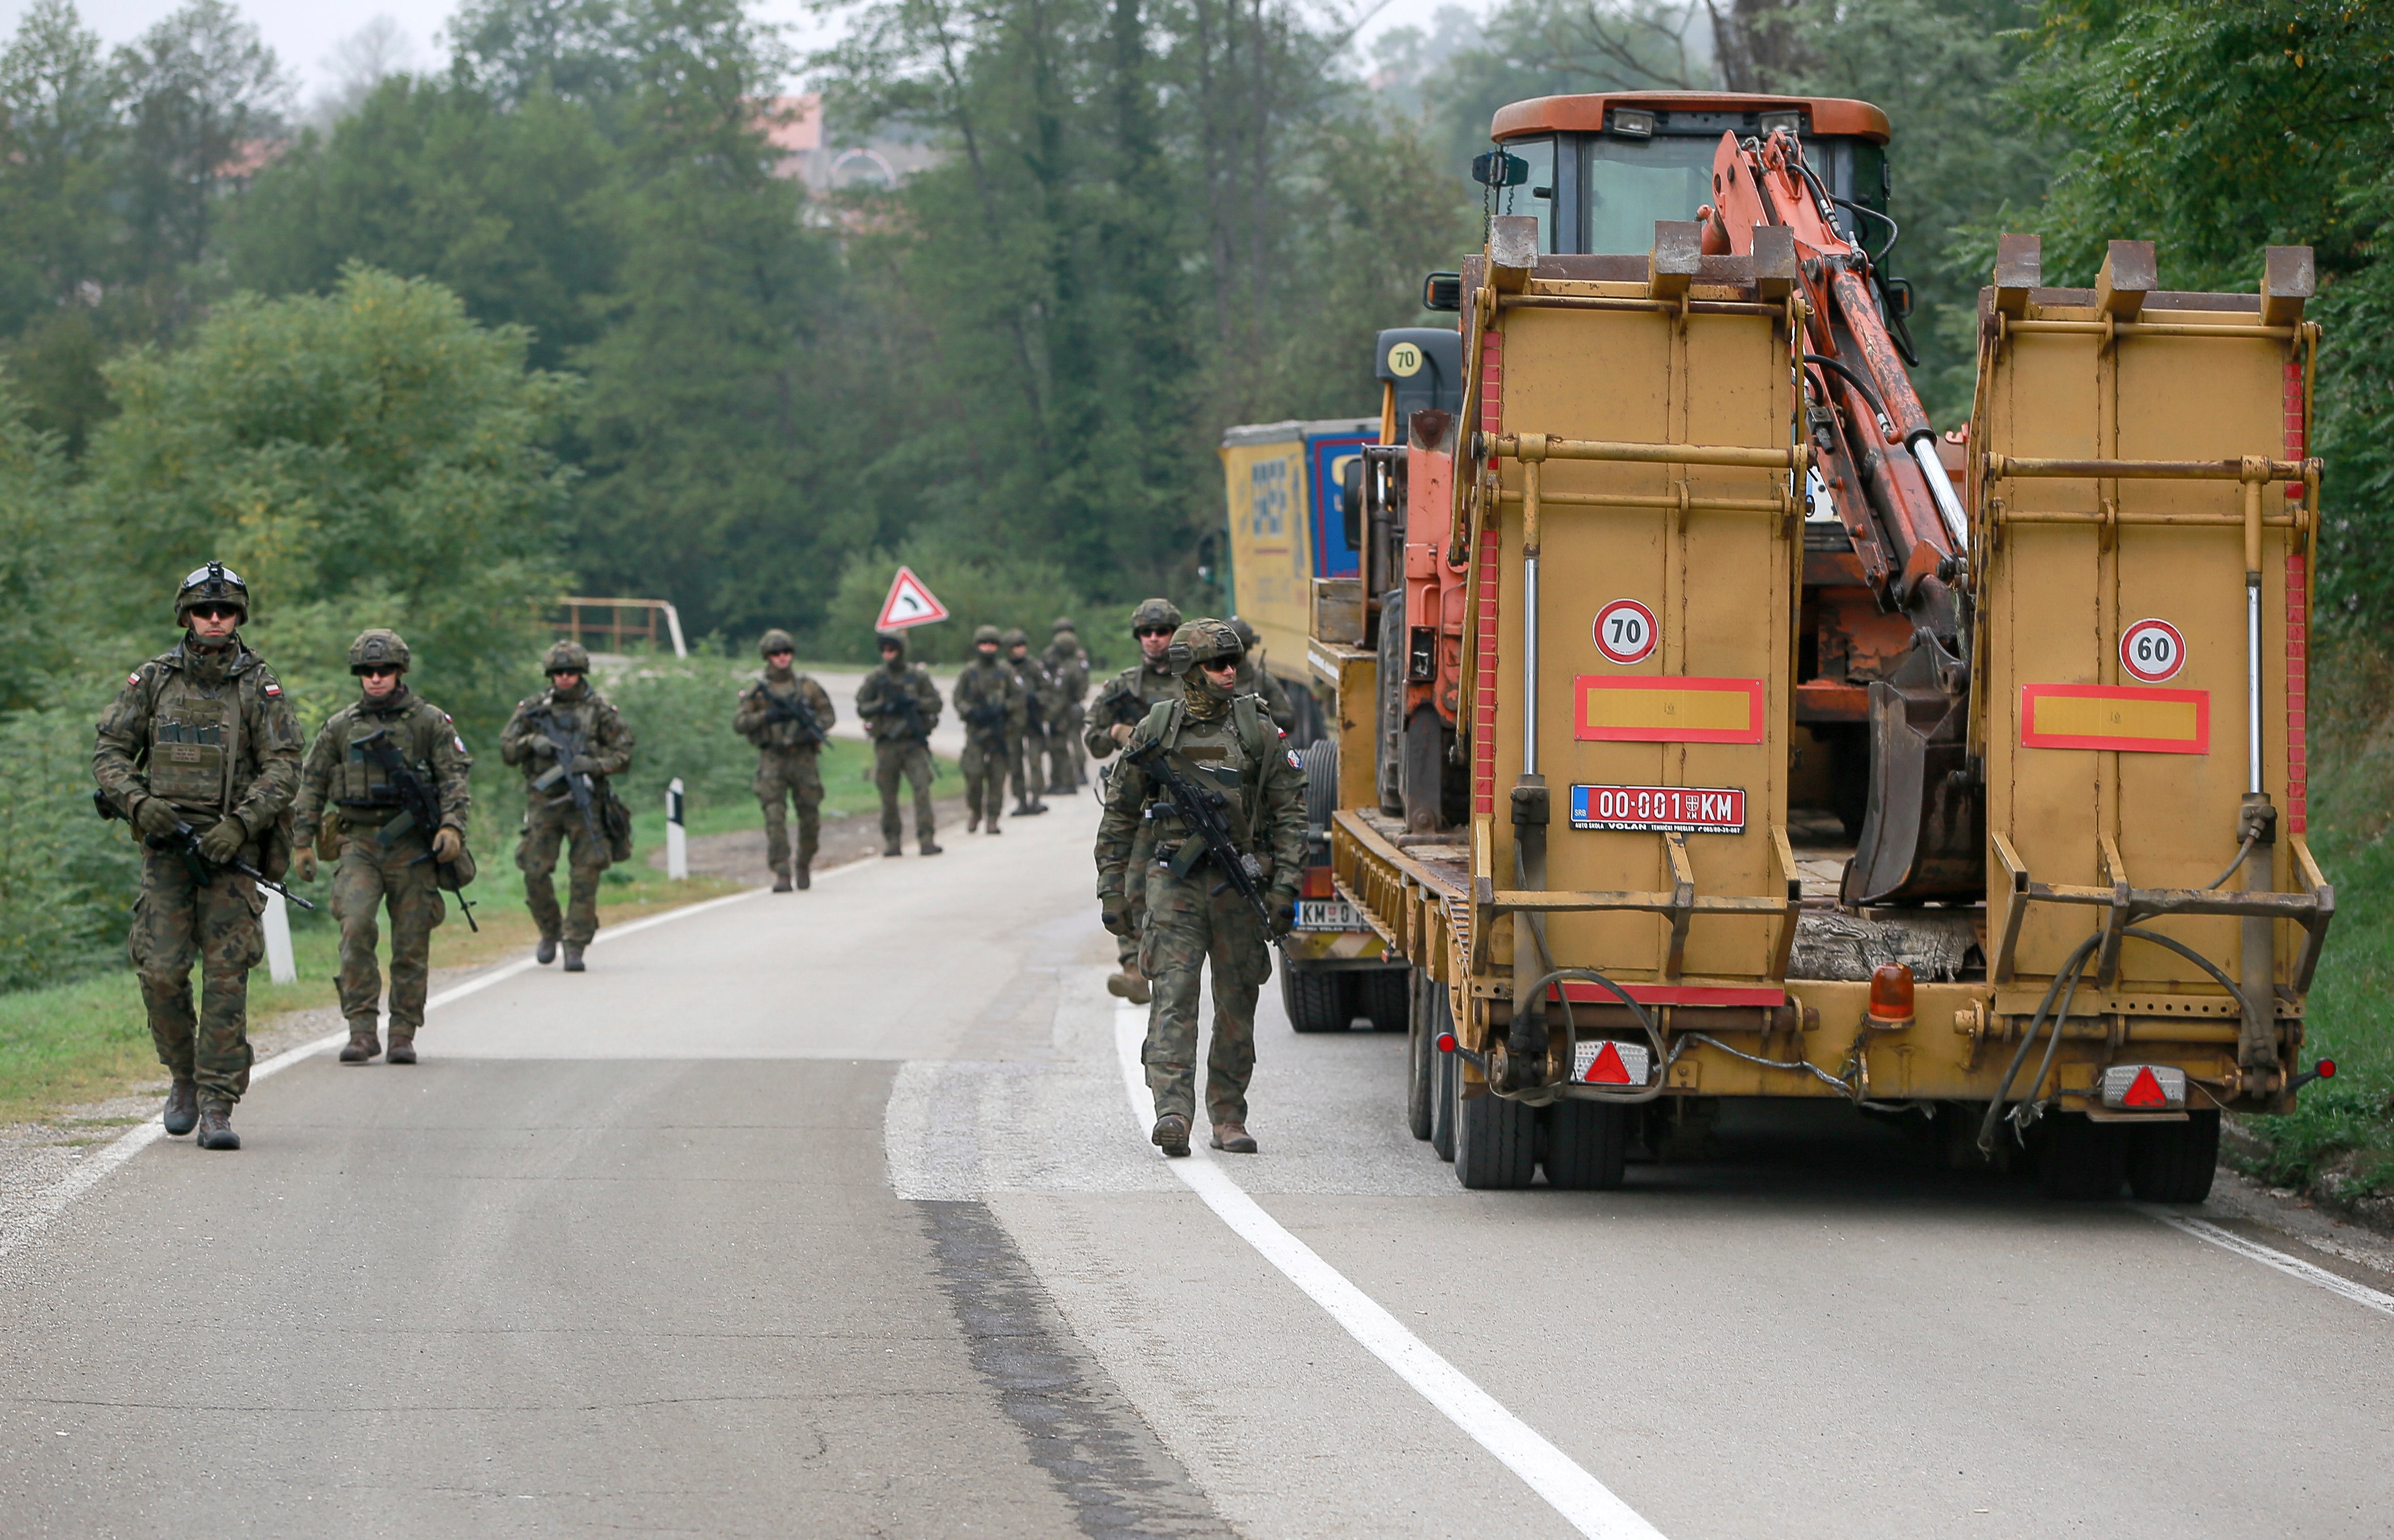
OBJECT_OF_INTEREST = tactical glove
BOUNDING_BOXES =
[1099,894,1132,937]
[570,754,602,774]
[1267,889,1299,938]
[132,795,182,838]
[197,816,248,863]
[528,737,558,757]
[293,847,318,883]
[432,826,463,863]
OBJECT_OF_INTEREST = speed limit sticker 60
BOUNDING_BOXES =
[1593,599,1659,665]
[2121,618,2187,683]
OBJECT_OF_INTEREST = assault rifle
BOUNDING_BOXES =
[1120,739,1283,946]
[354,728,478,932]
[530,712,607,851]
[93,790,317,909]
[864,680,931,743]
[960,695,1009,740]
[755,683,827,747]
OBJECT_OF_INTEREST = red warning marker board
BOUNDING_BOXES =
[876,566,950,631]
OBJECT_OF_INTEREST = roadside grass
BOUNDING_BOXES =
[623,737,966,847]
[2238,637,2394,1197]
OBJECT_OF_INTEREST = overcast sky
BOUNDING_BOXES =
[0,0,1445,102]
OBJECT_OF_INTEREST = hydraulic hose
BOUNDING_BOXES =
[1977,932,2103,1155]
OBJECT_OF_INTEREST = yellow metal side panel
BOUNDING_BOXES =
[1221,436,1313,668]
[1982,309,2298,991]
[1486,301,1793,981]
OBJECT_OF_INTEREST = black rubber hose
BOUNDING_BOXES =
[1977,933,2104,1155]
[1803,352,1891,430]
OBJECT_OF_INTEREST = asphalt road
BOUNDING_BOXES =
[4,792,2390,1537]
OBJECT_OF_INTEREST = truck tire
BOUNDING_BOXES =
[2037,1111,2127,1200]
[2127,1110,2220,1203]
[1454,1081,1538,1190]
[1407,972,1437,1141]
[1282,963,1351,1033]
[1358,967,1410,1032]
[1298,740,1339,832]
[1431,1039,1457,1162]
[1542,1100,1629,1190]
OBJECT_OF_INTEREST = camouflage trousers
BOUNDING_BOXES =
[756,747,824,879]
[960,735,1007,828]
[129,842,264,1105]
[1116,820,1154,973]
[1138,862,1273,1126]
[518,797,609,945]
[1050,705,1087,789]
[874,739,937,849]
[330,826,446,1035]
[1011,726,1048,802]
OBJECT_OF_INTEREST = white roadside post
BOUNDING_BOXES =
[262,889,297,983]
[667,777,688,880]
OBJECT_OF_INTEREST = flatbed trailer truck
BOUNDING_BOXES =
[1309,91,2338,1197]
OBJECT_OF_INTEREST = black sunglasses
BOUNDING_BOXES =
[187,603,242,621]
[1135,626,1175,637]
[357,666,401,679]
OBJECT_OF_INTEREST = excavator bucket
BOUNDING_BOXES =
[1969,237,2334,1091]
[1465,215,1805,1072]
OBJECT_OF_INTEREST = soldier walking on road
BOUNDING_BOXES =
[92,562,302,1151]
[500,641,635,973]
[290,629,473,1065]
[953,625,1021,836]
[1083,599,1186,1004]
[1095,620,1307,1158]
[1042,618,1090,793]
[1227,617,1300,734]
[735,629,835,891]
[1002,627,1052,817]
[857,630,944,857]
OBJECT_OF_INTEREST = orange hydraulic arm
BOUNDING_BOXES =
[1701,126,1981,904]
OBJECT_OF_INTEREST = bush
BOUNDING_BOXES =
[814,536,1093,666]
[0,705,142,991]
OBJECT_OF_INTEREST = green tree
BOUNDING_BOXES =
[109,0,288,281]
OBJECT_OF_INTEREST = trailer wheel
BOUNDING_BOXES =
[1407,972,1438,1141]
[1357,968,1410,1032]
[2036,1112,2127,1200]
[1430,1036,1457,1162]
[1542,1101,1630,1190]
[1454,1081,1538,1190]
[1282,963,1352,1033]
[2126,1110,2220,1203]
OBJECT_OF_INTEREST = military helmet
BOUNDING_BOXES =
[347,628,410,674]
[1129,597,1182,636]
[1164,618,1244,676]
[972,624,1002,647]
[999,626,1028,648]
[174,560,250,624]
[1227,616,1259,652]
[544,639,592,675]
[877,630,906,655]
[759,627,795,658]
[1051,617,1076,634]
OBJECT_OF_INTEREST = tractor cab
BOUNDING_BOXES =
[1477,92,1891,256]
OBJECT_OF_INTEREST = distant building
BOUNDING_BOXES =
[759,94,938,196]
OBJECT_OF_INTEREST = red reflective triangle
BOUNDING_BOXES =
[1585,1041,1631,1084]
[2122,1065,2168,1108]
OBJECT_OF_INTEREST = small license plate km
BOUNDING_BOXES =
[1569,784,1746,834]
[1296,898,1364,932]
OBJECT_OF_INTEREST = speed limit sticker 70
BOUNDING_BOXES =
[2120,618,2187,683]
[1593,599,1658,665]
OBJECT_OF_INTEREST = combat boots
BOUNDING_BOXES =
[386,1030,417,1065]
[883,843,903,858]
[795,864,811,890]
[162,1077,198,1136]
[338,1021,382,1063]
[562,943,586,973]
[536,936,558,965]
[1210,1123,1257,1154]
[195,1102,240,1151]
[772,872,793,893]
[1012,798,1047,817]
[920,841,943,856]
[1107,967,1153,1005]
[967,812,980,834]
[1151,1112,1191,1157]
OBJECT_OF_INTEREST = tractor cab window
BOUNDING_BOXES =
[1579,133,1717,255]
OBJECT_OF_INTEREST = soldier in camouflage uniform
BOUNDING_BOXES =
[1096,619,1307,1157]
[734,629,835,891]
[1002,627,1052,817]
[289,629,472,1066]
[857,630,944,857]
[952,625,1021,835]
[499,641,636,972]
[1227,616,1300,733]
[92,562,302,1151]
[1084,599,1186,1003]
[1042,618,1090,793]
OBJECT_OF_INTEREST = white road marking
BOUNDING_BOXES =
[2138,1205,2394,1318]
[1112,1003,1668,1540]
[0,869,829,1263]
